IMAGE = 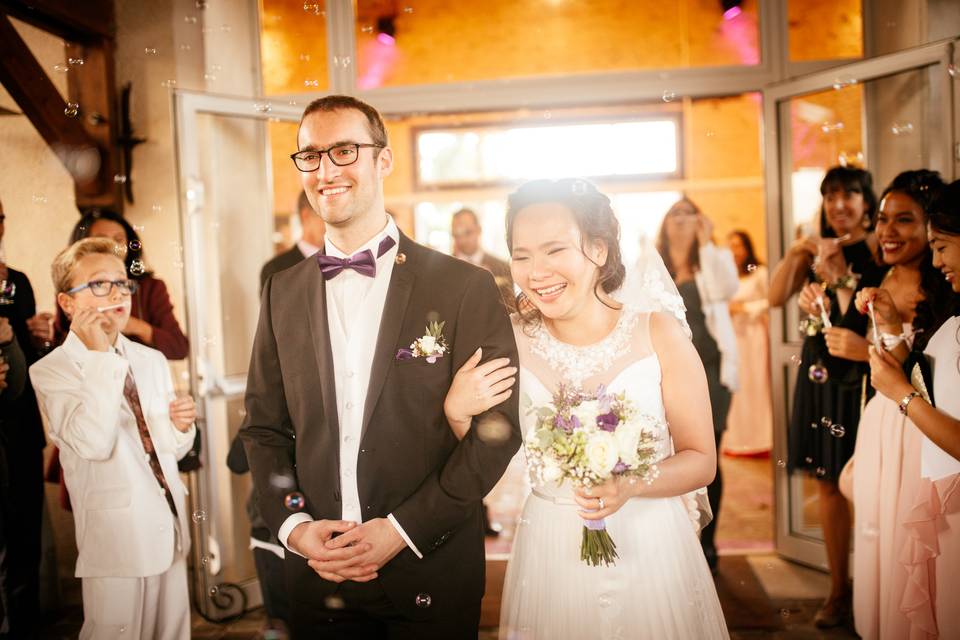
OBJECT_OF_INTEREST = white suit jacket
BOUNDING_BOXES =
[30,332,196,578]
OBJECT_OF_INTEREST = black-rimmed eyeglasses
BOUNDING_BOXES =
[290,143,383,172]
[65,279,139,297]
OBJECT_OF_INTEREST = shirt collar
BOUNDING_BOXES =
[324,215,399,260]
[297,238,322,258]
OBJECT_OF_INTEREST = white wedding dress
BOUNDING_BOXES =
[499,307,729,640]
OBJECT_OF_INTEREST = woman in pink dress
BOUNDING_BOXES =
[856,179,960,640]
[724,230,772,456]
[844,171,957,639]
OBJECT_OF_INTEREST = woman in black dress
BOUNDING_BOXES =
[769,166,884,627]
[657,197,741,572]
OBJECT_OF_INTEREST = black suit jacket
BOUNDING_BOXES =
[259,245,308,294]
[240,232,521,621]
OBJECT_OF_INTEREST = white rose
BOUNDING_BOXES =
[419,335,437,354]
[571,399,600,430]
[542,457,563,484]
[584,431,619,477]
[614,422,642,468]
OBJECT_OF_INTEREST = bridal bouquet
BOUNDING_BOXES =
[524,384,663,566]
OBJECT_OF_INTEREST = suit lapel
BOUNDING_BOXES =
[304,252,341,438]
[360,233,416,441]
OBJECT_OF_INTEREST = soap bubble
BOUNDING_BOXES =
[808,363,829,383]
[113,174,127,184]
[746,263,758,273]
[64,103,79,118]
[184,15,198,24]
[476,415,512,444]
[829,423,846,438]
[130,260,146,276]
[662,90,676,103]
[145,47,158,55]
[890,122,914,136]
[304,79,320,87]
[53,64,69,73]
[128,239,142,252]
[820,122,844,134]
[68,57,84,66]
[192,510,207,523]
[284,491,305,511]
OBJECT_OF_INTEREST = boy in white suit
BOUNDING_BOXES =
[30,238,196,639]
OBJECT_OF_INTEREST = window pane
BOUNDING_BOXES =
[417,119,680,186]
[260,0,329,94]
[788,0,863,62]
[355,0,760,89]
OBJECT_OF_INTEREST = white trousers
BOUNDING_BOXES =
[79,552,190,640]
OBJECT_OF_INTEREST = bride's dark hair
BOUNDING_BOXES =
[505,178,626,329]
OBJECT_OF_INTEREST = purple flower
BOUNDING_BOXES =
[612,461,629,474]
[554,413,581,433]
[396,348,414,360]
[596,411,619,431]
[597,393,613,414]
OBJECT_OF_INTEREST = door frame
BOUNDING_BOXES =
[763,38,957,568]
[171,90,301,620]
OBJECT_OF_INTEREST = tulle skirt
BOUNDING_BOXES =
[499,490,729,640]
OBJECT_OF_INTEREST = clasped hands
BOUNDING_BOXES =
[290,517,407,583]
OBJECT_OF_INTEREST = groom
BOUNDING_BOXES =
[240,95,521,639]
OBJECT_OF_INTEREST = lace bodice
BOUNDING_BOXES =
[526,307,642,389]
[514,308,675,499]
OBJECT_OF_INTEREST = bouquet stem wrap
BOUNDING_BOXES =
[581,516,618,566]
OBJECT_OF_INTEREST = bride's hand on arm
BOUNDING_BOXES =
[443,348,517,440]
[645,312,717,495]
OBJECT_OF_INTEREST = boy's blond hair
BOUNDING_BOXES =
[52,237,125,293]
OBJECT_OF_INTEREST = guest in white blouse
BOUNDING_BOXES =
[30,238,197,640]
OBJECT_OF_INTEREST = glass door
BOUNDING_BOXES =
[764,39,957,568]
[172,91,301,620]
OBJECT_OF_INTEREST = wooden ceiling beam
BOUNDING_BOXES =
[0,14,111,200]
[0,0,114,43]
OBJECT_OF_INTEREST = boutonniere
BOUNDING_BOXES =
[396,321,448,363]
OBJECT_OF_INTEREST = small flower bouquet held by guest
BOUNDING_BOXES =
[524,384,662,566]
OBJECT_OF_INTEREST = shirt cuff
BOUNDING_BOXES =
[387,513,423,559]
[171,423,196,446]
[278,513,315,557]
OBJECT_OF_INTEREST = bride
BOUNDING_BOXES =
[443,178,729,639]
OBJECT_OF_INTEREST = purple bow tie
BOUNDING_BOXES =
[317,235,396,280]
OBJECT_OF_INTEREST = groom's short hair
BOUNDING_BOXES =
[300,95,388,150]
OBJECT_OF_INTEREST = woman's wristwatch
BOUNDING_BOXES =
[898,390,922,416]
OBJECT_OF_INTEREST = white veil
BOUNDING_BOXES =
[612,237,713,535]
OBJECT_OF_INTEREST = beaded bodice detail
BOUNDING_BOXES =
[527,307,642,389]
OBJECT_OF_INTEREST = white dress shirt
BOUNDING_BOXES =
[278,216,423,558]
[297,238,321,258]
